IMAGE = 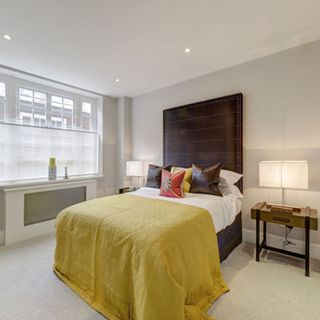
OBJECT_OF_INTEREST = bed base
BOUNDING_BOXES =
[217,212,242,262]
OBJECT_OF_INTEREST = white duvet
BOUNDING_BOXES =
[132,185,243,233]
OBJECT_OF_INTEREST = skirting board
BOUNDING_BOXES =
[243,228,320,261]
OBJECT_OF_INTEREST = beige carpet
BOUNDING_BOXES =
[0,234,319,320]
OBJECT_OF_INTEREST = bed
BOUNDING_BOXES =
[54,93,243,320]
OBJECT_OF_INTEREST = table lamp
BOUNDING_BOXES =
[259,160,308,213]
[126,161,143,189]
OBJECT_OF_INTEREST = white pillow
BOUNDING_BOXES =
[220,184,244,198]
[219,169,243,187]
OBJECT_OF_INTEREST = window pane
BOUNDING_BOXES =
[0,82,6,120]
[52,96,62,103]
[62,98,74,128]
[20,112,32,124]
[63,98,73,107]
[34,92,46,100]
[51,96,62,109]
[51,95,74,129]
[18,88,47,126]
[20,95,33,103]
[0,101,4,120]
[82,102,91,114]
[19,88,33,97]
[19,93,33,124]
[51,95,62,127]
[0,82,5,97]
[33,91,46,122]
[81,102,92,130]
[62,112,73,128]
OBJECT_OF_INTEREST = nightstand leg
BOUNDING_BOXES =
[263,221,267,245]
[256,210,260,262]
[305,216,310,277]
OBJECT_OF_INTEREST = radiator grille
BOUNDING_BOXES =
[24,186,86,226]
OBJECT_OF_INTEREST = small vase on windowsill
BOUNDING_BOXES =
[48,157,57,180]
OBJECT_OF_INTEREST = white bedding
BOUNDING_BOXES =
[131,185,243,233]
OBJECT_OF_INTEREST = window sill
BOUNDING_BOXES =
[0,175,103,191]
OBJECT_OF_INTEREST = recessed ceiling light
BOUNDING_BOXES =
[3,34,12,40]
[185,48,191,54]
[115,78,120,82]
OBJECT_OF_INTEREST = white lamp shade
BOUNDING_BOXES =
[142,161,151,177]
[126,161,143,177]
[259,161,282,188]
[282,161,308,189]
[259,160,308,189]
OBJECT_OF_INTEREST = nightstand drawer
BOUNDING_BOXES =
[253,211,318,230]
[260,212,299,227]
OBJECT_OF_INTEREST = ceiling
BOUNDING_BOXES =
[1,0,320,97]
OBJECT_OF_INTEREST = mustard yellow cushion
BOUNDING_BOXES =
[171,167,192,193]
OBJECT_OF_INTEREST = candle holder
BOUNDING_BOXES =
[64,166,69,179]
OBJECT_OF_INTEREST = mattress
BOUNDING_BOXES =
[132,185,243,233]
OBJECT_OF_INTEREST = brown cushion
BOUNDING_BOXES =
[146,164,172,188]
[190,163,223,196]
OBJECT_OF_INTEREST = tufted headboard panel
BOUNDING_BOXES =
[163,93,243,192]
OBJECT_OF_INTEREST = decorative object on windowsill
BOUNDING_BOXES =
[64,166,69,179]
[126,161,143,189]
[48,157,57,180]
[259,160,308,213]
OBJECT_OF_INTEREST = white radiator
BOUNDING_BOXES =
[2,179,97,245]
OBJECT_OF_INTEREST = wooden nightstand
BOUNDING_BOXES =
[251,202,318,276]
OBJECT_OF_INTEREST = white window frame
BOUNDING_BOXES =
[17,87,48,126]
[0,81,7,121]
[0,72,103,183]
[14,83,97,132]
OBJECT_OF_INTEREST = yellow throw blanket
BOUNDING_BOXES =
[54,194,228,320]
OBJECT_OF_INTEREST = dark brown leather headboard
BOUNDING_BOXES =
[163,93,243,191]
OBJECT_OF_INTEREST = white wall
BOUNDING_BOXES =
[131,40,320,251]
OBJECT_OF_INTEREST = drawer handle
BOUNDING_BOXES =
[272,217,290,223]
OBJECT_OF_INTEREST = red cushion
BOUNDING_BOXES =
[160,169,185,198]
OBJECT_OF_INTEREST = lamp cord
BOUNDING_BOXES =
[282,225,296,250]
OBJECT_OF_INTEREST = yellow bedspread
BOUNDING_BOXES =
[54,194,228,320]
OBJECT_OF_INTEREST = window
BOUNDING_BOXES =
[18,88,47,126]
[51,95,74,129]
[0,82,6,121]
[0,75,100,182]
[82,102,92,130]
